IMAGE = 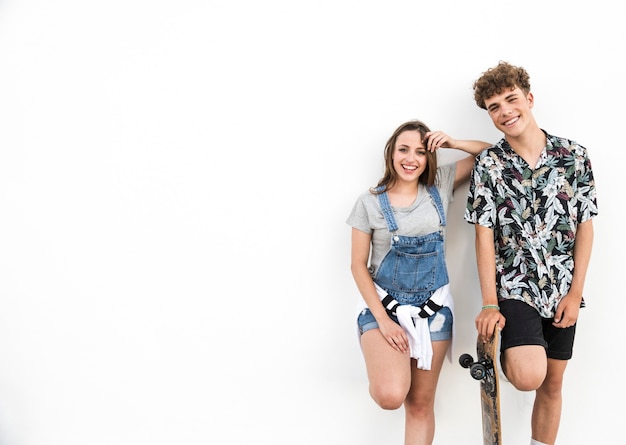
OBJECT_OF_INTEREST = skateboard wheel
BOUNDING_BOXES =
[470,363,487,380]
[459,353,474,369]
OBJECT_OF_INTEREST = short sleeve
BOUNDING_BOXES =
[464,153,497,228]
[346,192,374,234]
[574,145,599,223]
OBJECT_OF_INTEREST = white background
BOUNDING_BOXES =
[0,1,623,444]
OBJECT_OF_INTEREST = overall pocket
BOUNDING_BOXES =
[389,249,438,293]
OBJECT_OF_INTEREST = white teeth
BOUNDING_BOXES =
[403,165,417,170]
[504,117,518,126]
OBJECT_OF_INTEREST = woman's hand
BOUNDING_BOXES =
[378,316,409,354]
[424,131,456,152]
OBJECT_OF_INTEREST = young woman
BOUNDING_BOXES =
[347,120,489,445]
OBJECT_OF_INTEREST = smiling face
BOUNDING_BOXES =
[392,130,428,183]
[484,86,535,139]
[378,120,438,191]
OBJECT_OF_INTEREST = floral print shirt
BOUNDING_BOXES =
[464,131,598,317]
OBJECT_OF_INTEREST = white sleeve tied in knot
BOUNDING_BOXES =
[375,284,452,370]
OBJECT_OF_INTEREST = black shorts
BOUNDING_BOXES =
[499,299,576,360]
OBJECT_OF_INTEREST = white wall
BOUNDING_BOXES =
[0,1,623,444]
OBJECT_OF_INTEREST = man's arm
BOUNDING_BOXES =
[474,224,506,337]
[553,219,594,327]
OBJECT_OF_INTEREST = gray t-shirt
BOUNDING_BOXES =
[346,163,456,278]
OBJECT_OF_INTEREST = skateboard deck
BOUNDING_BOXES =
[459,331,502,445]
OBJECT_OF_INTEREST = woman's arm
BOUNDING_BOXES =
[350,228,409,353]
[424,131,490,156]
[424,131,490,188]
[350,228,388,323]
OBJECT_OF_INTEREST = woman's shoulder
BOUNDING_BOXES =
[351,188,379,207]
[435,163,456,187]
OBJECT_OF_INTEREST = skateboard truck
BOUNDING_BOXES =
[459,353,491,379]
[459,353,498,395]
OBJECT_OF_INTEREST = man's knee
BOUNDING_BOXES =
[505,367,545,391]
[503,346,547,391]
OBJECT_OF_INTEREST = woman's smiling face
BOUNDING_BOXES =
[393,130,428,183]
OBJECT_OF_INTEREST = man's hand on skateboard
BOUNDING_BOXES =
[476,306,505,342]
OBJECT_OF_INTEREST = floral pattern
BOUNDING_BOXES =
[464,132,598,317]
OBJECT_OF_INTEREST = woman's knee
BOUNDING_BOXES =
[369,383,407,410]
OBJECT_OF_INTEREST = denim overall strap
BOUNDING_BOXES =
[376,185,446,232]
[375,188,398,233]
[426,185,446,228]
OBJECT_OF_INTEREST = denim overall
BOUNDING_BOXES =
[373,185,449,308]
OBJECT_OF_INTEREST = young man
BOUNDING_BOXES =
[464,61,598,445]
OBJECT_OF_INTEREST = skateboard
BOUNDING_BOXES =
[459,331,502,445]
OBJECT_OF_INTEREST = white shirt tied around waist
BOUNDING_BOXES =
[356,284,455,371]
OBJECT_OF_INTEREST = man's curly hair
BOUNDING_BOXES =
[473,61,531,110]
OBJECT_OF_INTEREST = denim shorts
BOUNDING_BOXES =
[357,306,453,341]
[499,299,576,360]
